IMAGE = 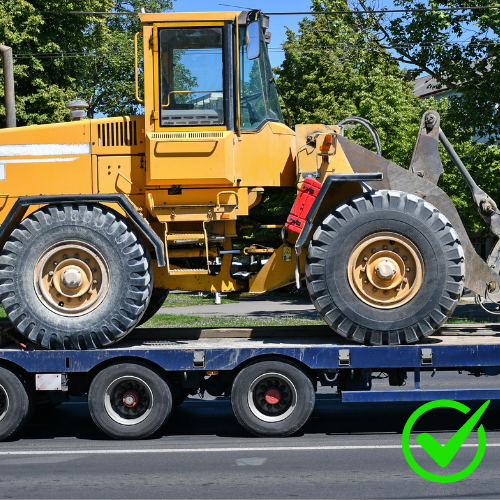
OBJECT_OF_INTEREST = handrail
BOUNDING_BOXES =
[162,90,223,108]
[134,32,144,103]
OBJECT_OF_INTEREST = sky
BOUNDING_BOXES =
[169,0,312,68]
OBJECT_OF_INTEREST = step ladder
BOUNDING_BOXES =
[164,221,210,275]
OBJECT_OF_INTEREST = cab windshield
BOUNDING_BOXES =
[239,27,284,130]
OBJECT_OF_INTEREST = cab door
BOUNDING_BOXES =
[146,21,235,186]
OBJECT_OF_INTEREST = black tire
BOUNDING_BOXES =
[0,204,153,350]
[0,366,31,440]
[306,190,464,345]
[88,361,173,439]
[137,288,169,326]
[231,359,315,437]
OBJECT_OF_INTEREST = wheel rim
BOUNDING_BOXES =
[104,376,154,426]
[0,384,9,423]
[347,232,424,309]
[248,373,297,423]
[34,241,109,317]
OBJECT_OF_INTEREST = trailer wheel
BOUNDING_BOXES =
[0,204,153,350]
[231,360,315,437]
[137,288,169,327]
[306,190,464,345]
[0,366,31,440]
[88,361,173,439]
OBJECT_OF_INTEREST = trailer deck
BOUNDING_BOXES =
[1,323,500,439]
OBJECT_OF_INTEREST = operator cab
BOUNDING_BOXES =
[153,10,284,131]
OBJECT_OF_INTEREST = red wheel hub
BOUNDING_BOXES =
[122,390,140,408]
[264,387,282,405]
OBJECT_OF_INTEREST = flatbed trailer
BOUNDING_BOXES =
[0,324,500,440]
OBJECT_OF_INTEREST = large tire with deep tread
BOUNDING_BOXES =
[0,204,153,350]
[0,366,31,440]
[137,288,169,327]
[305,190,464,345]
[88,361,173,439]
[231,359,315,437]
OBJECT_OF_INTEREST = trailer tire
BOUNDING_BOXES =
[88,361,173,439]
[231,359,315,437]
[306,190,464,345]
[0,204,153,350]
[0,366,31,440]
[137,288,169,326]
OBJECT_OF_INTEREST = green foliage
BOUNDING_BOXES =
[0,0,175,126]
[351,0,500,144]
[276,0,500,233]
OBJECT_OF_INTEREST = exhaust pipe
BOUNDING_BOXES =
[0,45,16,128]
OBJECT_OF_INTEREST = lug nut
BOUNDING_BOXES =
[382,245,388,250]
[79,297,83,301]
[394,248,399,253]
[371,248,377,254]
[363,256,368,262]
[402,256,407,261]
[364,279,369,284]
[361,267,366,273]
[383,290,389,295]
[63,254,68,259]
[372,287,378,292]
[93,279,98,284]
[53,261,58,266]
[48,271,54,276]
[75,253,80,258]
[406,267,410,272]
[85,259,90,264]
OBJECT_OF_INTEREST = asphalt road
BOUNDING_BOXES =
[2,371,500,499]
[158,295,494,320]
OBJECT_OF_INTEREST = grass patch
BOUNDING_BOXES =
[0,306,7,320]
[447,317,500,324]
[139,313,324,329]
[163,293,238,308]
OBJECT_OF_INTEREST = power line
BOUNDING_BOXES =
[265,5,500,15]
[38,5,500,16]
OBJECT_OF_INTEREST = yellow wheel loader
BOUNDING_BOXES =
[0,10,499,350]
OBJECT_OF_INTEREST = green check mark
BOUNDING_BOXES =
[416,400,490,468]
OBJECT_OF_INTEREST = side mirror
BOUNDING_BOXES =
[246,20,261,60]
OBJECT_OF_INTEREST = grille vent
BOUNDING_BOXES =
[98,120,138,147]
[151,131,224,140]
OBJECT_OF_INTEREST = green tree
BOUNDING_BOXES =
[352,0,500,144]
[0,0,175,127]
[276,0,500,233]
[276,0,426,167]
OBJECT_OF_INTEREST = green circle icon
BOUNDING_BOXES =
[402,400,487,483]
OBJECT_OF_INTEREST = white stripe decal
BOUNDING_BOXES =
[1,157,80,164]
[0,443,496,456]
[0,143,90,156]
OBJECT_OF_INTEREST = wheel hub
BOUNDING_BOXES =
[34,241,109,316]
[122,390,140,408]
[264,387,282,405]
[347,232,423,309]
[62,268,83,288]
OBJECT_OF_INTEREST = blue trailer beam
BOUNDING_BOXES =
[342,389,500,403]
